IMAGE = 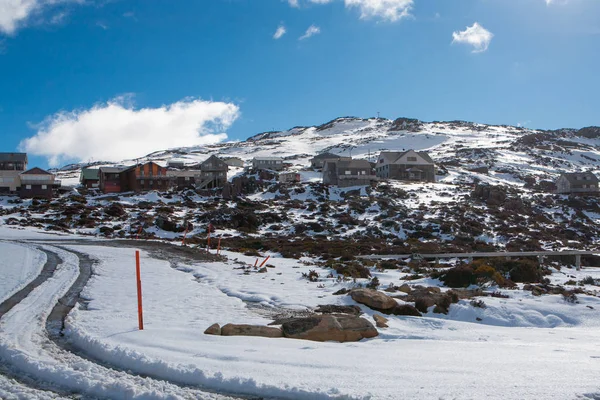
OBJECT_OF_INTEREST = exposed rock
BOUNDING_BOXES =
[221,324,283,338]
[373,314,388,328]
[104,202,126,217]
[315,304,362,316]
[398,283,412,294]
[389,304,422,317]
[281,314,378,342]
[350,288,398,310]
[332,288,350,295]
[257,267,268,273]
[204,323,221,335]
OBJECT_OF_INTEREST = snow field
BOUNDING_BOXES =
[0,241,46,303]
[65,244,600,399]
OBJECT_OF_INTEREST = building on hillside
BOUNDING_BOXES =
[80,168,100,188]
[252,157,284,171]
[19,167,58,199]
[556,172,599,194]
[310,152,351,170]
[376,150,435,182]
[167,169,201,190]
[197,155,228,189]
[279,171,301,184]
[167,160,186,169]
[323,159,377,188]
[0,153,28,193]
[122,161,171,192]
[99,167,127,193]
[223,157,244,168]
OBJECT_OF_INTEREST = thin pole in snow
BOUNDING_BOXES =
[135,250,144,330]
[259,255,271,268]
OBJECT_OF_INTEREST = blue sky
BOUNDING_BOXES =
[0,0,599,169]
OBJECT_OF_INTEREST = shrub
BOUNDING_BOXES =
[302,270,319,282]
[333,262,371,279]
[441,265,476,288]
[581,276,596,285]
[508,259,542,283]
[562,291,578,304]
[379,260,397,270]
[470,299,487,309]
[366,277,380,289]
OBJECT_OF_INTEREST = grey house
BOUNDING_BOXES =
[252,157,284,171]
[376,150,435,183]
[556,172,599,194]
[323,159,376,188]
[0,153,28,193]
[197,155,228,189]
[310,152,351,169]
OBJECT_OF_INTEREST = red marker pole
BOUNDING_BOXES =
[181,225,188,246]
[135,250,144,330]
[217,236,222,255]
[259,255,271,268]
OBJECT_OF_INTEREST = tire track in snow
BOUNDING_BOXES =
[0,242,243,400]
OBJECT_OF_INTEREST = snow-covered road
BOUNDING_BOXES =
[0,241,240,400]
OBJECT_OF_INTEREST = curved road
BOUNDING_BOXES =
[0,241,251,400]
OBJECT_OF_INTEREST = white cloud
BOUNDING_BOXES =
[452,22,494,53]
[20,96,240,167]
[0,0,83,35]
[273,24,286,39]
[344,0,413,21]
[288,0,299,7]
[299,24,320,40]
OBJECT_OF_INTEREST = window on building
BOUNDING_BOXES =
[407,156,417,162]
[41,185,47,189]
[345,171,351,175]
[140,180,144,184]
[26,185,31,189]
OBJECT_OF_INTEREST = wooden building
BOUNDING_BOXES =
[252,157,284,171]
[556,172,599,194]
[376,150,435,183]
[323,159,377,188]
[279,171,301,184]
[0,152,27,194]
[99,167,126,193]
[197,155,228,189]
[122,162,170,192]
[80,168,100,188]
[19,167,57,199]
[310,152,351,170]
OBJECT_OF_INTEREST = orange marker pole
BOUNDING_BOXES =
[254,259,258,268]
[181,226,188,246]
[217,237,222,255]
[135,250,144,330]
[259,255,271,268]
[136,226,142,240]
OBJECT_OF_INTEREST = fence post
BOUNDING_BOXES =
[135,250,144,330]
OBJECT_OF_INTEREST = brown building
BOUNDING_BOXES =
[197,155,228,189]
[99,167,127,193]
[279,172,301,184]
[122,162,171,192]
[322,159,377,188]
[19,167,58,199]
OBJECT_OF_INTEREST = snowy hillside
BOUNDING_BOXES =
[56,117,600,189]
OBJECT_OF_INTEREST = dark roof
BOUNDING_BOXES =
[380,150,434,164]
[99,167,127,173]
[311,152,344,160]
[561,172,599,184]
[80,168,100,180]
[21,167,52,175]
[0,153,27,163]
[335,159,372,170]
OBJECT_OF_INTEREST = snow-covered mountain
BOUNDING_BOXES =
[58,116,600,190]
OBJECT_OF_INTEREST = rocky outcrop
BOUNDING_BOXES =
[315,304,362,316]
[204,323,221,335]
[350,288,398,311]
[220,324,283,338]
[281,314,378,342]
[373,314,388,328]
